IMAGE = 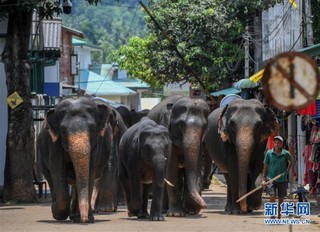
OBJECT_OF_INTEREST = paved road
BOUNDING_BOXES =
[1,175,319,232]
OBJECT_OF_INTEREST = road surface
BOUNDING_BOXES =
[1,175,319,232]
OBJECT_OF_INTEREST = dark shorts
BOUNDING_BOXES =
[266,181,287,197]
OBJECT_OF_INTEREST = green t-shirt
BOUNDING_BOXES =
[263,148,292,183]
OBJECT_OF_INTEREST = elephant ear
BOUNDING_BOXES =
[45,108,59,143]
[218,105,229,142]
[260,106,278,143]
[97,104,110,137]
[110,109,119,137]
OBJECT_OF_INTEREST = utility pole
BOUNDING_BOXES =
[253,15,262,73]
[244,25,250,78]
[305,0,314,46]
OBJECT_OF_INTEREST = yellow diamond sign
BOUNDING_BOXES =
[7,91,23,109]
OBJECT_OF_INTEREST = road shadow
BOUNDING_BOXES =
[0,206,25,210]
[37,219,110,224]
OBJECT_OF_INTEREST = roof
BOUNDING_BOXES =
[41,18,62,51]
[62,26,85,38]
[113,78,150,89]
[299,43,320,56]
[233,79,260,90]
[72,38,102,51]
[93,97,126,108]
[78,70,135,96]
[249,43,320,83]
[89,64,150,89]
[211,87,241,96]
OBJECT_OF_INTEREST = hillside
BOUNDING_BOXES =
[62,0,147,62]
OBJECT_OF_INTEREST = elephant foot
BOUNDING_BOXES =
[186,208,201,215]
[138,211,150,219]
[202,179,211,190]
[69,214,94,223]
[127,208,140,217]
[225,203,241,215]
[98,203,117,212]
[150,212,164,221]
[128,210,149,219]
[184,193,206,215]
[166,206,186,217]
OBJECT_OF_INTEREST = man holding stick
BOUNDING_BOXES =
[262,135,293,219]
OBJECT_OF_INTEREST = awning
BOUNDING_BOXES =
[211,87,241,96]
[249,43,320,83]
[233,79,260,90]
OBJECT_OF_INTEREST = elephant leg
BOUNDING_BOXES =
[166,147,185,217]
[91,179,100,213]
[225,170,241,214]
[117,179,125,205]
[139,183,151,219]
[202,147,213,190]
[69,186,79,221]
[128,173,142,217]
[96,164,117,212]
[118,163,131,211]
[150,181,164,221]
[246,173,263,211]
[223,173,240,214]
[162,185,168,214]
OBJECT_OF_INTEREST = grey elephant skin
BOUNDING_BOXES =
[37,97,112,223]
[148,95,210,216]
[91,98,127,212]
[116,106,150,128]
[204,98,277,214]
[118,117,171,221]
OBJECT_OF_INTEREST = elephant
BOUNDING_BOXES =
[91,98,127,212]
[148,95,210,216]
[37,97,112,223]
[115,106,150,128]
[204,98,278,214]
[118,117,171,221]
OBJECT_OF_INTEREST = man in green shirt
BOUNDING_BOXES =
[262,135,293,219]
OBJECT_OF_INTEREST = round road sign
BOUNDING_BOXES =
[262,51,320,111]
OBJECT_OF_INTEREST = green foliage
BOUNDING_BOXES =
[115,0,249,89]
[62,0,147,63]
[312,0,320,43]
[112,35,162,86]
[114,0,307,89]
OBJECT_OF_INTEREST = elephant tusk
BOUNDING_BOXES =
[164,178,174,187]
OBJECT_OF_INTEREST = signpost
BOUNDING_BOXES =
[262,51,320,111]
[6,91,23,109]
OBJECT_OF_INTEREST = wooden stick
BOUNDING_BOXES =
[236,172,286,203]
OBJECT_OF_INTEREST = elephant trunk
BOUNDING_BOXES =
[153,155,166,187]
[68,132,91,223]
[183,127,207,210]
[236,126,254,213]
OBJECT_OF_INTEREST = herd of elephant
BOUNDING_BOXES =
[37,95,278,223]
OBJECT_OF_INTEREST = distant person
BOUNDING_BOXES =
[262,135,293,219]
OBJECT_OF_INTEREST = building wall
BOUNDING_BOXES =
[262,1,303,60]
[0,19,8,188]
[74,46,92,70]
[60,29,73,85]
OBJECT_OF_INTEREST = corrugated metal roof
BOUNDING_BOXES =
[72,38,102,51]
[78,70,135,96]
[42,19,62,51]
[211,87,241,96]
[113,78,150,89]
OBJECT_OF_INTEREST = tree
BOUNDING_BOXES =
[113,0,284,90]
[61,0,147,63]
[0,0,113,203]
